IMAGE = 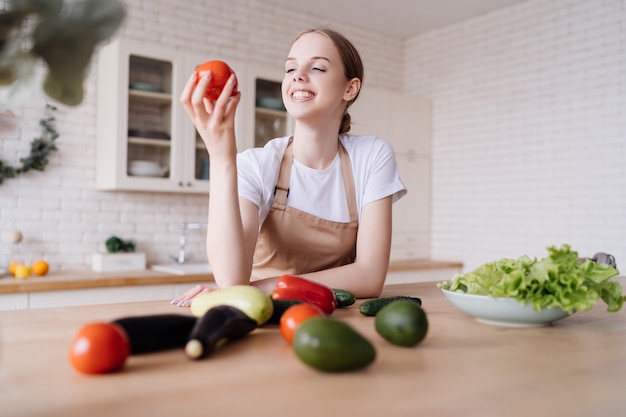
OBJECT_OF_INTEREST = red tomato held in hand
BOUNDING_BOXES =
[69,322,130,375]
[195,60,238,101]
[280,303,324,344]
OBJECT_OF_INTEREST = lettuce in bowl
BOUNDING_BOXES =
[438,245,623,314]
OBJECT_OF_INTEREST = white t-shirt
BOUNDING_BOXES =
[237,135,407,225]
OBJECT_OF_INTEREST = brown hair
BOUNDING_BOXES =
[292,27,364,134]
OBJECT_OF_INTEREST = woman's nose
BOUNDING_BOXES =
[292,69,305,81]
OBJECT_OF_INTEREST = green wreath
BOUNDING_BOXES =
[0,104,58,185]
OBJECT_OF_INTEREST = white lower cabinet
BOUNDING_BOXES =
[27,285,176,309]
[385,268,460,285]
[0,293,28,310]
[0,282,218,311]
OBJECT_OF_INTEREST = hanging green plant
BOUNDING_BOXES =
[0,103,58,185]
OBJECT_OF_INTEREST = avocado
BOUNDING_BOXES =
[293,317,376,372]
[375,300,428,347]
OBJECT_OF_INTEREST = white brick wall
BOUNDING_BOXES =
[405,0,626,270]
[3,0,623,276]
[0,0,402,271]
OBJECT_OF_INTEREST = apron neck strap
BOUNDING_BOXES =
[274,138,358,222]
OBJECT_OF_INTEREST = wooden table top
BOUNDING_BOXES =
[1,279,625,417]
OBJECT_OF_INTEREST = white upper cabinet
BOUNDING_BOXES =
[350,86,431,156]
[96,39,250,193]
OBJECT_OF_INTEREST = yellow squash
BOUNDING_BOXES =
[190,285,273,325]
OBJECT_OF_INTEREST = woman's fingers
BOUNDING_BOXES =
[210,74,238,120]
[170,284,215,307]
[179,71,197,108]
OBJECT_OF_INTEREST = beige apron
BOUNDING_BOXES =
[251,140,358,281]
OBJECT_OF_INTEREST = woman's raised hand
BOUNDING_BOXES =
[179,70,241,160]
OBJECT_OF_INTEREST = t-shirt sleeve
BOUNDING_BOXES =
[237,150,264,207]
[236,143,284,223]
[361,139,407,206]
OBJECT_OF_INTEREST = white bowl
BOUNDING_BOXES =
[128,160,167,177]
[441,289,571,327]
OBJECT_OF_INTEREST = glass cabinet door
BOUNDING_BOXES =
[253,78,289,148]
[126,55,174,180]
[193,132,210,181]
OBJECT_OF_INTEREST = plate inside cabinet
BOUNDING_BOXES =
[128,129,171,140]
[129,82,164,93]
[256,97,285,111]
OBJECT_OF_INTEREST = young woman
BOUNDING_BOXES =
[173,27,406,305]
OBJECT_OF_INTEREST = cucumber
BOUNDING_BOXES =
[332,289,356,307]
[190,285,274,325]
[112,314,197,354]
[266,299,303,325]
[359,296,422,316]
[293,317,376,372]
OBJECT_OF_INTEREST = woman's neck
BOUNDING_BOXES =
[291,123,340,169]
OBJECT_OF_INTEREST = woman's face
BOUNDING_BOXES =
[282,32,356,124]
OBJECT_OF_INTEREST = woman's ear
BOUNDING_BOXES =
[343,78,361,102]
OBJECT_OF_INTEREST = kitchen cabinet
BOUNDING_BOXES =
[385,267,458,285]
[96,39,246,193]
[0,292,28,310]
[350,86,432,260]
[238,64,294,149]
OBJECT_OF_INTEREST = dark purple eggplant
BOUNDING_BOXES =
[112,314,197,354]
[185,305,258,360]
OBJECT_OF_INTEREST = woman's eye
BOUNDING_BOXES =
[285,68,296,74]
[312,67,326,72]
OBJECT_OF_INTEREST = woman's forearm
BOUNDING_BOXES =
[206,159,253,287]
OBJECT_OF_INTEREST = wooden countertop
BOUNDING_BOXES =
[0,260,462,294]
[1,280,625,417]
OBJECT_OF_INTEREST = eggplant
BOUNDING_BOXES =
[185,305,258,360]
[112,314,197,354]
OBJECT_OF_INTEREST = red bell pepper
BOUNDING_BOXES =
[272,275,337,315]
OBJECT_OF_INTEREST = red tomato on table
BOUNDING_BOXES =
[195,60,238,100]
[69,322,130,374]
[279,303,324,344]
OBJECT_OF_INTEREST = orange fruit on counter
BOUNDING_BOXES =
[8,260,24,276]
[32,260,49,276]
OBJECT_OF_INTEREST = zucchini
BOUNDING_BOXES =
[332,289,356,307]
[185,305,257,360]
[359,296,422,316]
[112,314,197,354]
[190,285,274,325]
[266,299,303,325]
